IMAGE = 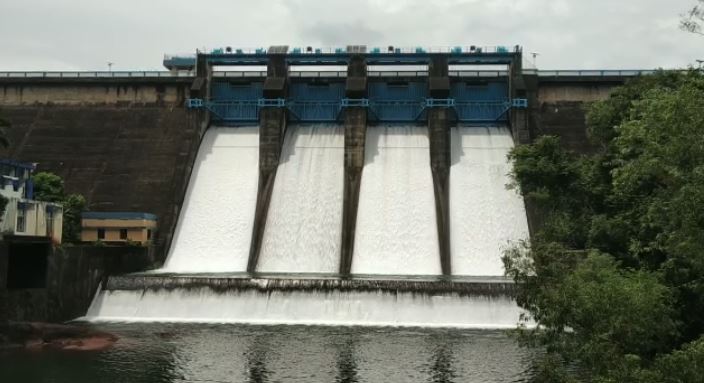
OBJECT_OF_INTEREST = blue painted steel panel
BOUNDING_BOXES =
[454,101,510,122]
[186,98,203,108]
[210,81,264,121]
[288,82,345,121]
[341,98,369,107]
[208,101,259,122]
[512,98,528,108]
[450,80,508,101]
[425,98,455,107]
[368,81,427,121]
[451,80,509,121]
[204,78,514,123]
[211,81,263,100]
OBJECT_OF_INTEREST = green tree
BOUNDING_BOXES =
[61,193,86,243]
[505,70,704,382]
[31,172,65,202]
[31,171,87,243]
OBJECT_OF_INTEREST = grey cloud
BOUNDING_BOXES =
[0,0,701,70]
[300,22,385,46]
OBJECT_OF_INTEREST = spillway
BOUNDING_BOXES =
[450,126,530,276]
[85,123,530,329]
[353,125,441,275]
[84,275,523,329]
[162,127,259,272]
[257,124,344,273]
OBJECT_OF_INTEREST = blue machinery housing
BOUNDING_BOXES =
[176,46,527,124]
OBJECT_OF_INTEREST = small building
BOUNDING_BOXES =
[0,159,63,243]
[81,212,157,245]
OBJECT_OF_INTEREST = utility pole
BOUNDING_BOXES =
[107,62,113,72]
[696,59,704,71]
[529,52,540,67]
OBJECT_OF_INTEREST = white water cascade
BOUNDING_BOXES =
[86,287,522,329]
[84,123,531,329]
[352,125,441,275]
[161,127,259,273]
[449,126,530,276]
[257,124,344,273]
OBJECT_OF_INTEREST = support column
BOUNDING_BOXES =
[428,55,452,276]
[340,50,367,276]
[247,46,288,273]
[161,54,211,264]
[509,50,531,145]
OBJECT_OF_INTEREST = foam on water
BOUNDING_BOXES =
[353,125,441,275]
[84,288,523,329]
[161,126,259,272]
[449,126,530,276]
[256,124,344,273]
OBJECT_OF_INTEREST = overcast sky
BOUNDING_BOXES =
[1,0,701,71]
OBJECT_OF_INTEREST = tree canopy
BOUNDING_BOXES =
[32,171,86,243]
[504,70,704,382]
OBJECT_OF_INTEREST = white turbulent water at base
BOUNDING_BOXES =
[450,126,530,276]
[84,288,524,329]
[257,124,344,273]
[161,127,259,273]
[353,125,441,275]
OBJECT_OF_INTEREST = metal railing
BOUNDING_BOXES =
[0,69,667,80]
[527,69,659,77]
[167,45,521,57]
[0,71,193,78]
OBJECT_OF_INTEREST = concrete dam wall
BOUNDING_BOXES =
[0,78,202,259]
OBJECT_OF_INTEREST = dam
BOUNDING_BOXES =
[0,45,651,327]
[0,43,660,380]
[80,45,531,327]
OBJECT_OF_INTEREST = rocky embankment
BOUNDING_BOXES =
[0,321,118,351]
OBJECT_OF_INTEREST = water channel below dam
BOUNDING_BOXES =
[0,323,536,383]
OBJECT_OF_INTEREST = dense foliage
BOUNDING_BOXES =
[31,171,86,243]
[504,70,704,382]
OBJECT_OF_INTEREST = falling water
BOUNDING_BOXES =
[161,126,259,272]
[85,287,522,329]
[353,125,441,275]
[256,124,344,273]
[86,124,530,329]
[450,126,530,276]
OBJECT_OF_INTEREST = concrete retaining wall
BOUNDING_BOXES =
[0,245,153,322]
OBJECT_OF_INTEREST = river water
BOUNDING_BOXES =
[0,323,534,383]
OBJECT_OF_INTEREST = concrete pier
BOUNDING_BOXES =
[509,58,531,145]
[427,56,452,275]
[340,53,367,275]
[247,47,289,273]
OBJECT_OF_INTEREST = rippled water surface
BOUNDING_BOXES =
[0,323,535,383]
